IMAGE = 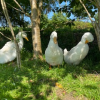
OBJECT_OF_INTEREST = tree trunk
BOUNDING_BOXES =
[93,22,100,50]
[93,2,100,51]
[30,0,43,60]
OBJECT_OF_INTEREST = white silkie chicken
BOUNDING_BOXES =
[0,31,29,64]
[45,31,63,69]
[64,32,94,65]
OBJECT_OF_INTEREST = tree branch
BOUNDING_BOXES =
[13,0,31,17]
[13,0,24,12]
[89,0,97,7]
[1,0,15,37]
[6,3,26,14]
[39,0,43,9]
[89,0,100,9]
[0,32,12,40]
[97,0,100,6]
[29,0,32,8]
[38,0,43,16]
[79,0,93,22]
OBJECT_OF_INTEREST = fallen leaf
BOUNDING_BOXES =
[55,82,63,88]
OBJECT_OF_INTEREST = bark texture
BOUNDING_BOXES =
[30,0,43,60]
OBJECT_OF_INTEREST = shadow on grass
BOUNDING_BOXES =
[84,85,98,89]
[0,60,58,100]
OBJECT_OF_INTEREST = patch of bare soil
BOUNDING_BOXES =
[55,86,88,100]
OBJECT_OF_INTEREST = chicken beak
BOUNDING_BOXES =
[25,37,29,41]
[53,37,57,44]
[85,40,88,44]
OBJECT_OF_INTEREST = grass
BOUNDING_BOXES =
[0,21,100,99]
[0,48,100,100]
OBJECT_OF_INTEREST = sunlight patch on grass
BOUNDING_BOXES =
[61,73,100,100]
[21,76,30,88]
[8,87,21,99]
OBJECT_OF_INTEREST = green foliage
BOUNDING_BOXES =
[55,0,97,19]
[0,0,98,28]
[40,14,49,31]
[40,12,75,34]
[0,0,30,27]
[0,0,64,27]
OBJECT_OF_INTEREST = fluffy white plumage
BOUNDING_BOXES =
[0,31,28,64]
[45,31,63,66]
[64,32,94,65]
